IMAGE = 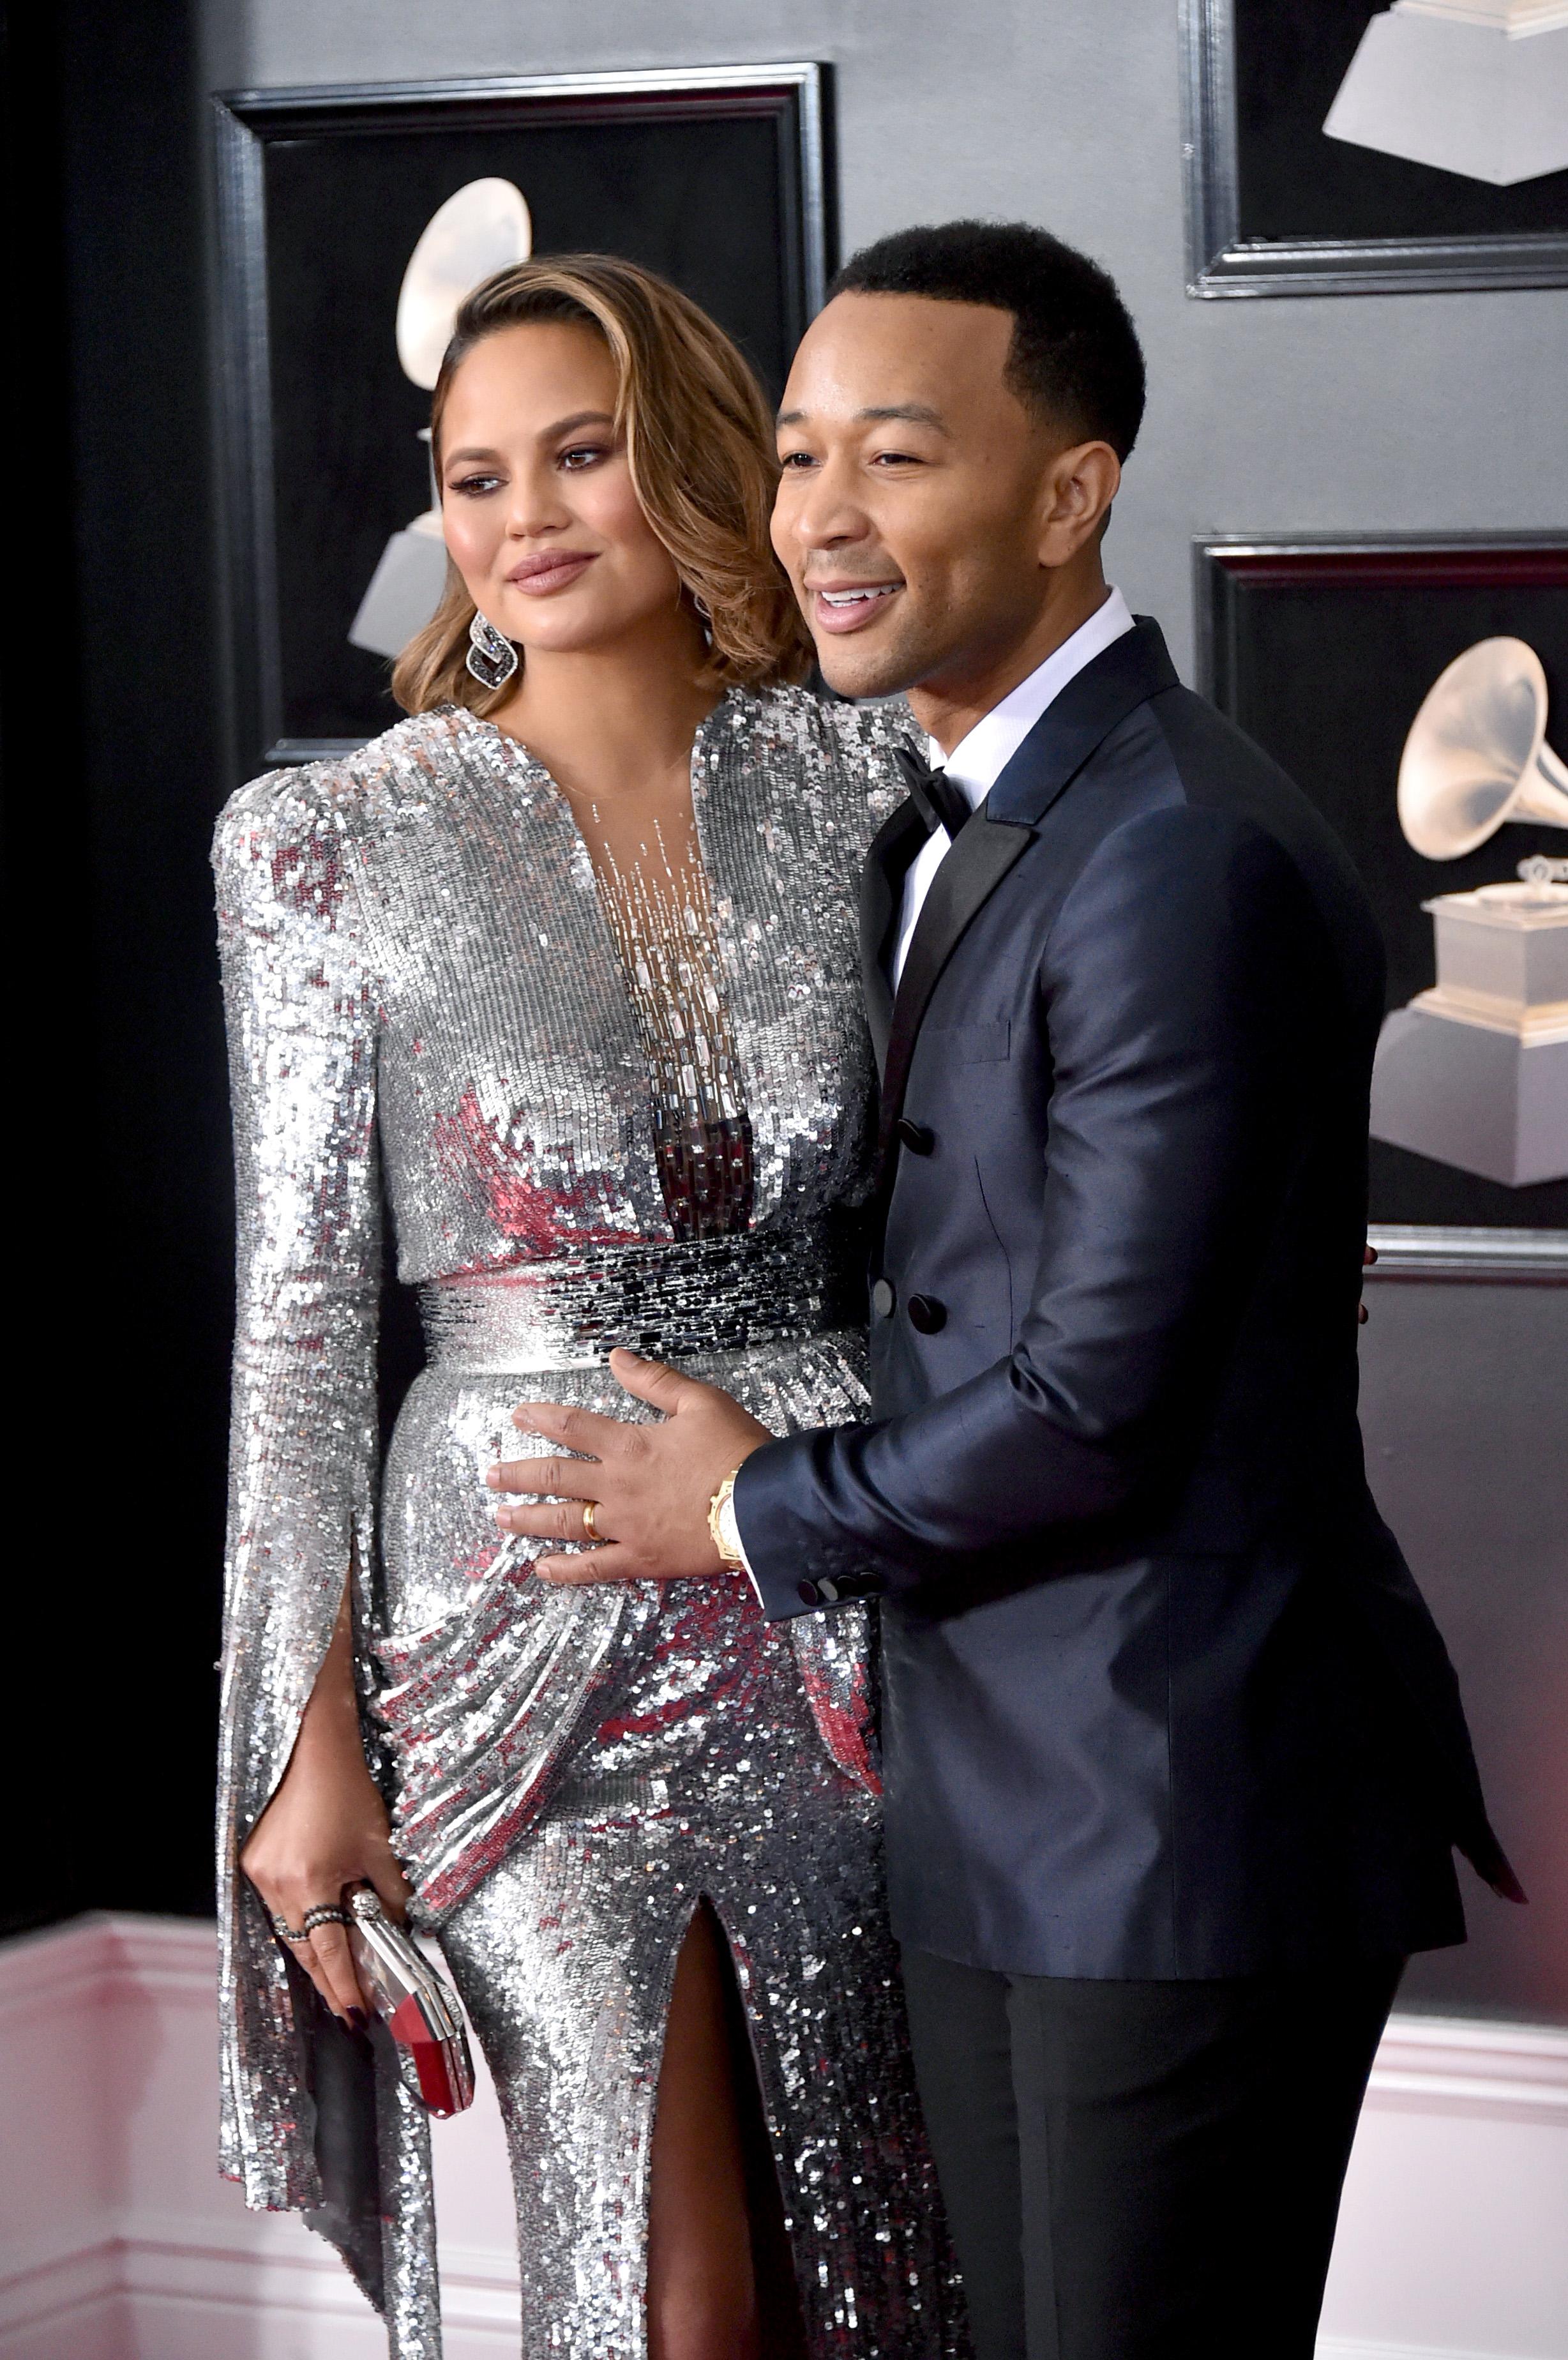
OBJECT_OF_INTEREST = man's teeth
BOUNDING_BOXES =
[820,586,898,607]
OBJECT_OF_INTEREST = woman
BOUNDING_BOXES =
[215,255,967,2360]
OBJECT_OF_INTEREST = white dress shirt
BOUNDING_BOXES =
[888,587,1135,990]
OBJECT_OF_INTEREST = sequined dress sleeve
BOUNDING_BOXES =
[212,766,386,2206]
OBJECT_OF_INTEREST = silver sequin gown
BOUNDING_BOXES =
[212,689,969,2359]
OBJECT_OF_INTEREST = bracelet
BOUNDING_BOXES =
[707,1468,746,1570]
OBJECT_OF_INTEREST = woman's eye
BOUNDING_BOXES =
[559,444,610,471]
[449,473,502,498]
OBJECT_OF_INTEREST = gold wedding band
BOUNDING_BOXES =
[581,1500,600,1543]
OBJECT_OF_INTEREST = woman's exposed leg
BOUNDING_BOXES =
[647,1902,758,2360]
[647,1900,808,2360]
[439,1794,962,2357]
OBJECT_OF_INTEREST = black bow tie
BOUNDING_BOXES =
[894,741,973,842]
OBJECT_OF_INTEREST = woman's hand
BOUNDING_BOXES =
[239,1583,411,2023]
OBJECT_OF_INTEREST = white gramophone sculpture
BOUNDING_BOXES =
[349,178,532,662]
[1369,637,1568,1187]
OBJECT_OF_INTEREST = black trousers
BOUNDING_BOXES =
[901,1946,1403,2360]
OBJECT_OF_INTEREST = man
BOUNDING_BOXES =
[490,223,1518,2358]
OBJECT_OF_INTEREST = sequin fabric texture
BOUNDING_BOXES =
[591,806,753,1235]
[213,691,969,2358]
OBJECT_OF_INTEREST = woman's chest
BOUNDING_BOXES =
[351,780,877,1264]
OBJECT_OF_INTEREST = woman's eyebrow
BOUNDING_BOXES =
[539,410,616,439]
[443,414,617,467]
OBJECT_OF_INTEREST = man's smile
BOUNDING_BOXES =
[806,579,904,634]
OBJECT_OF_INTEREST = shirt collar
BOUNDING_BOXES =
[926,587,1136,811]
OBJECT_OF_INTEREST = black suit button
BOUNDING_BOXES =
[896,1117,935,1155]
[817,1577,843,1605]
[871,1278,896,1317]
[907,1293,947,1334]
[797,1579,822,1607]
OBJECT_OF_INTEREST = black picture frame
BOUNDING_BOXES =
[1180,0,1568,296]
[214,66,834,768]
[1196,533,1568,1279]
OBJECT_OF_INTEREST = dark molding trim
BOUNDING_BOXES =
[1366,1227,1568,1282]
[1179,0,1568,299]
[1193,531,1568,743]
[1195,532,1568,1278]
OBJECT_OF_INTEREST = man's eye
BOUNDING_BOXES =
[778,450,816,470]
[871,450,921,467]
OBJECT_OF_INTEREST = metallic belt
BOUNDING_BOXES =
[419,1221,863,1374]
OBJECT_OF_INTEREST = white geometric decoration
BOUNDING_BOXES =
[1370,882,1568,1185]
[1323,1,1568,185]
[396,179,533,393]
[350,179,532,662]
[1369,637,1568,1186]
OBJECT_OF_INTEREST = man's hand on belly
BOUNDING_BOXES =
[487,1349,770,1585]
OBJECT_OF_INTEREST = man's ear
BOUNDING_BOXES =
[1037,440,1121,568]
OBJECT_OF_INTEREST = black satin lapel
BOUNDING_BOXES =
[879,814,1033,1144]
[985,617,1179,826]
[860,799,928,1073]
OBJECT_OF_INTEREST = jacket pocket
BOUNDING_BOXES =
[930,1018,1010,1063]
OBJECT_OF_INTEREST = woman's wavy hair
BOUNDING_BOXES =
[392,254,812,715]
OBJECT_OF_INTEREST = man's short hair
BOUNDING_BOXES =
[828,220,1146,461]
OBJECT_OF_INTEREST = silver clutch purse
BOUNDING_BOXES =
[346,1884,476,2117]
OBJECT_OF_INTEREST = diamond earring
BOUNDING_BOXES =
[466,609,518,690]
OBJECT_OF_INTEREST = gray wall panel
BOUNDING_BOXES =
[1360,1281,1567,2024]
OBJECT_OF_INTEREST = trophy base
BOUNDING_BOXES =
[1370,1004,1568,1186]
[1323,8,1568,186]
[349,513,449,662]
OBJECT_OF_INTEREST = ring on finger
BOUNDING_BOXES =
[302,1903,352,1935]
[581,1499,600,1543]
[271,1914,311,1944]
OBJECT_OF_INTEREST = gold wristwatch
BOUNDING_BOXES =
[707,1467,748,1570]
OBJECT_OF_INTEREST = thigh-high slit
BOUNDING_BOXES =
[437,1755,961,2360]
[646,1898,810,2360]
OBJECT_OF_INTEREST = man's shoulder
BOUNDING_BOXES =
[1146,686,1378,945]
[993,617,1296,838]
[1051,677,1384,1016]
[1145,682,1318,824]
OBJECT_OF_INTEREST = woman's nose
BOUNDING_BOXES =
[503,469,571,538]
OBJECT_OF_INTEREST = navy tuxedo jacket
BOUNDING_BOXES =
[738,617,1512,1979]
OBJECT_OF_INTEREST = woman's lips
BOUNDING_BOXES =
[808,582,901,635]
[507,552,596,596]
